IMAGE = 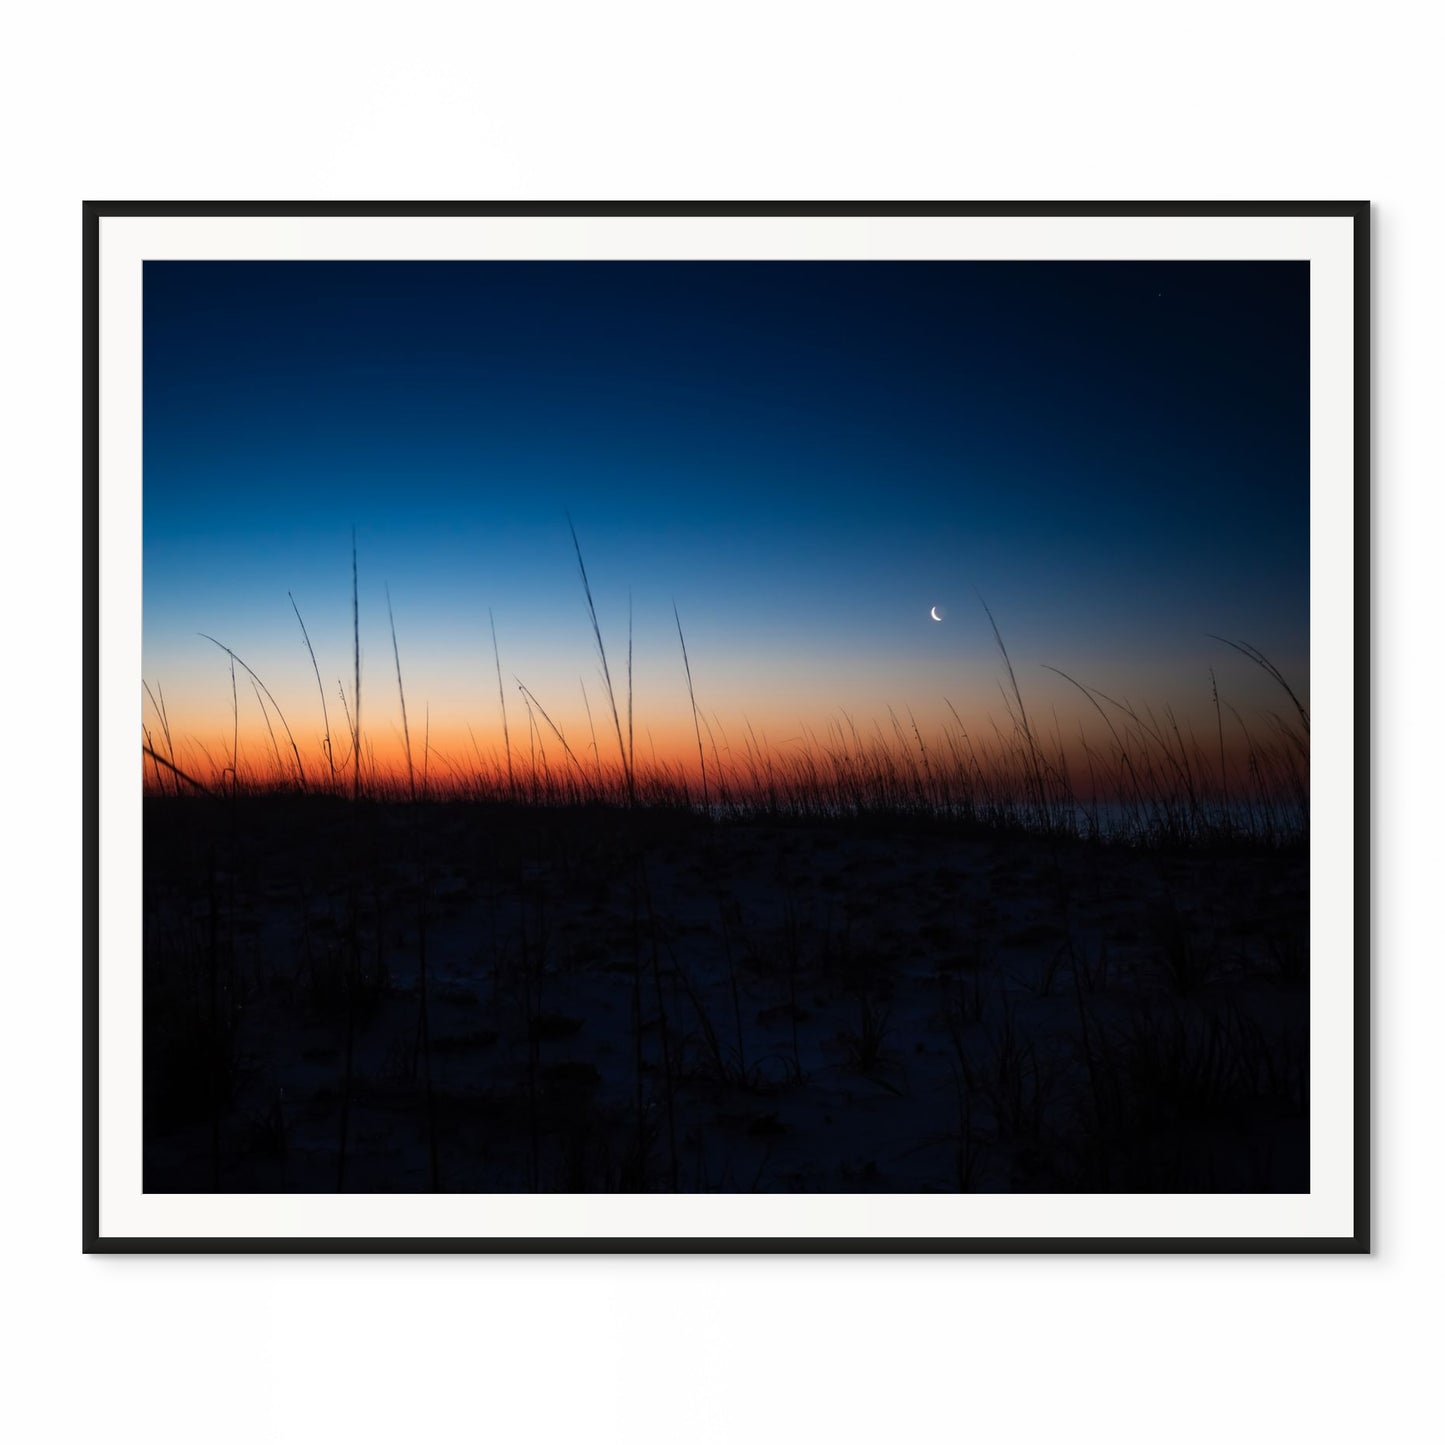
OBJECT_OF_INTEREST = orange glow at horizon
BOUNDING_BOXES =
[142,695,1306,802]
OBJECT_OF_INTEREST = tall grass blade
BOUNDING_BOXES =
[386,586,416,802]
[674,602,708,810]
[289,592,335,787]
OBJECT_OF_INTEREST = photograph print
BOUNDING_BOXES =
[88,205,1367,1248]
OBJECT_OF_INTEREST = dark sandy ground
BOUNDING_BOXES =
[143,797,1308,1193]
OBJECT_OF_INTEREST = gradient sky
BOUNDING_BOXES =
[143,260,1309,781]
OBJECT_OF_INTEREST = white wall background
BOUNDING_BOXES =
[1,4,1435,1440]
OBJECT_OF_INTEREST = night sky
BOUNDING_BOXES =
[142,260,1309,781]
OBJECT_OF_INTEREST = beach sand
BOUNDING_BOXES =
[142,796,1308,1194]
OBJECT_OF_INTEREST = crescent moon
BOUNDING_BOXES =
[930,606,943,622]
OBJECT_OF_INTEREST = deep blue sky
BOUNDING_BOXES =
[143,260,1308,769]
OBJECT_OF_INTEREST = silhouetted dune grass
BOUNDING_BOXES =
[142,531,1308,849]
[140,536,1309,1194]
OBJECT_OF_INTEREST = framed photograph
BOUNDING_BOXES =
[84,202,1368,1252]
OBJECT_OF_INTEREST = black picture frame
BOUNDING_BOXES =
[83,200,1370,1254]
